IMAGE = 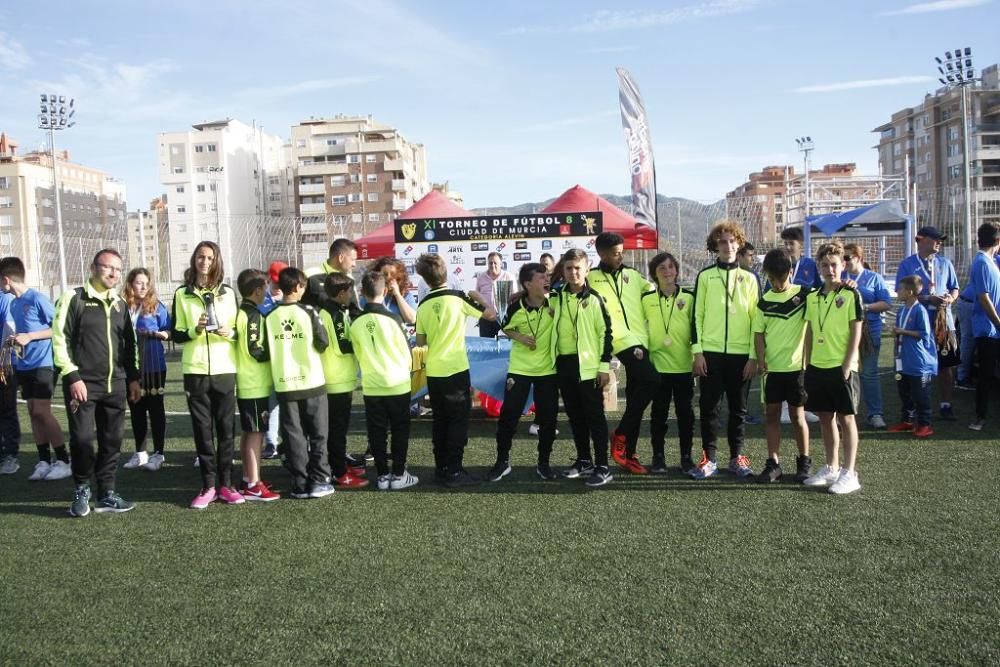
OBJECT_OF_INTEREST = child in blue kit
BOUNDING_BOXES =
[888,276,938,438]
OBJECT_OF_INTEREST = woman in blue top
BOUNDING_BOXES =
[122,268,171,471]
[361,257,417,324]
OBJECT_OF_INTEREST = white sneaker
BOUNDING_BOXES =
[0,456,19,475]
[804,411,820,423]
[123,451,149,469]
[829,469,861,495]
[28,460,52,481]
[144,453,165,471]
[389,470,419,490]
[44,460,72,481]
[376,474,391,491]
[868,415,887,429]
[780,404,791,424]
[803,464,839,487]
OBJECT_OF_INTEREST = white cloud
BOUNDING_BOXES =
[238,76,380,98]
[516,110,619,132]
[880,0,990,16]
[794,75,934,93]
[0,32,31,69]
[503,0,762,35]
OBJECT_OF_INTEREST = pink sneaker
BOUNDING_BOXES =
[190,487,217,509]
[217,486,246,505]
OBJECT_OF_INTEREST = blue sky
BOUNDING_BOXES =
[1,0,998,208]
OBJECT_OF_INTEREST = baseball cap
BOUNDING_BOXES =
[916,226,947,241]
[268,261,289,283]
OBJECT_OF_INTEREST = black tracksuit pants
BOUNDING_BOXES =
[0,371,20,458]
[280,392,331,491]
[975,337,1000,420]
[427,370,471,474]
[327,391,353,477]
[129,372,166,454]
[698,352,750,461]
[363,393,411,477]
[556,356,609,467]
[184,373,236,490]
[495,373,558,465]
[614,346,659,455]
[66,379,126,495]
[650,372,696,462]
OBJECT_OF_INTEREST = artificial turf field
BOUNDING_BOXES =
[1,354,998,666]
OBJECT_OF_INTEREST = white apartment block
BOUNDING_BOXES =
[158,119,292,282]
[290,115,429,267]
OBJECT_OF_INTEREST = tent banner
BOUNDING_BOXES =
[394,212,602,243]
[616,67,657,232]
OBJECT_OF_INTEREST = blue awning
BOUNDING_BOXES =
[806,200,910,236]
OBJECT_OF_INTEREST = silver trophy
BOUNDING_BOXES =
[494,279,514,324]
[202,292,220,332]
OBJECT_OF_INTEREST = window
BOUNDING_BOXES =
[176,185,185,194]
[177,224,187,233]
[268,176,280,185]
[348,193,361,203]
[195,166,206,173]
[326,139,339,146]
[348,154,360,164]
[296,139,306,148]
[207,144,217,152]
[948,127,960,141]
[0,177,8,189]
[330,175,346,187]
[177,205,186,213]
[367,192,379,202]
[947,144,961,157]
[197,184,206,192]
[210,184,217,192]
[173,167,185,174]
[198,204,207,213]
[0,196,12,208]
[366,174,378,183]
[332,195,347,206]
[195,145,204,153]
[210,204,217,211]
[333,215,347,224]
[351,213,362,223]
[368,213,380,223]
[0,215,12,226]
[365,154,377,163]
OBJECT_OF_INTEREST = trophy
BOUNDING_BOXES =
[494,279,514,325]
[202,292,220,332]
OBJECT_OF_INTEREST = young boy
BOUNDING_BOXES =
[414,253,496,488]
[234,269,279,501]
[888,276,937,438]
[265,267,334,499]
[752,249,813,483]
[0,256,70,481]
[490,262,559,482]
[779,227,823,289]
[351,271,418,491]
[642,252,696,474]
[690,221,759,479]
[320,272,368,488]
[802,241,864,495]
[552,249,615,487]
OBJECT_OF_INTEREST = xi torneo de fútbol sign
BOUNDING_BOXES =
[395,212,603,243]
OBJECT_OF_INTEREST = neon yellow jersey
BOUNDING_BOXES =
[501,297,556,376]
[691,262,759,356]
[752,285,812,373]
[235,302,272,399]
[642,286,695,373]
[587,264,654,353]
[350,304,412,396]
[415,288,484,377]
[171,284,238,376]
[805,284,863,371]
[265,302,329,399]
[319,303,358,394]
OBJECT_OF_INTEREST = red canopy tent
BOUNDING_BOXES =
[541,184,658,250]
[355,191,470,259]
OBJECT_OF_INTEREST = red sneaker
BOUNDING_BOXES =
[334,472,370,489]
[621,455,650,475]
[242,481,280,502]
[913,424,934,438]
[886,422,914,433]
[610,431,627,467]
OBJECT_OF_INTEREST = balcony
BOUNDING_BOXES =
[391,179,406,192]
[299,202,327,215]
[298,162,348,177]
[392,197,408,211]
[362,138,403,154]
[384,158,406,172]
[976,145,1000,160]
[298,182,325,195]
[300,220,329,234]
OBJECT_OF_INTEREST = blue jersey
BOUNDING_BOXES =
[260,290,281,316]
[896,303,937,377]
[792,257,822,289]
[843,268,891,337]
[132,302,171,374]
[895,254,959,330]
[969,251,1000,339]
[0,291,14,339]
[361,291,417,323]
[961,255,1000,302]
[11,289,55,370]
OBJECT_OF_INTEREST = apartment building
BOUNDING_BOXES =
[0,132,127,291]
[290,115,429,266]
[126,196,171,285]
[158,118,292,282]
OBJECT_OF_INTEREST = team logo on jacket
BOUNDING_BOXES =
[275,319,303,340]
[792,296,801,305]
[622,274,629,284]
[581,299,590,309]
[281,319,294,332]
[676,299,686,310]
[365,320,376,334]
[835,296,845,308]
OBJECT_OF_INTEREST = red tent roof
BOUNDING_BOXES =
[541,185,658,250]
[356,191,471,260]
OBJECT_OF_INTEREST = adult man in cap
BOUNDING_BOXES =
[895,226,960,420]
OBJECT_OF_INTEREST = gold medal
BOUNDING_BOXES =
[663,337,672,347]
[817,336,825,344]
[894,373,903,381]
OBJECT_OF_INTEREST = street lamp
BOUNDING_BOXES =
[935,48,976,272]
[795,136,814,257]
[37,94,75,293]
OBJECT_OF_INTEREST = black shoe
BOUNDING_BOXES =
[345,452,366,467]
[445,469,480,489]
[434,467,449,484]
[69,484,91,517]
[262,444,279,460]
[561,459,595,479]
[487,460,512,482]
[939,405,957,421]
[794,455,812,483]
[94,491,135,513]
[680,457,695,475]
[649,455,668,474]
[585,465,613,487]
[757,458,782,484]
[535,464,558,481]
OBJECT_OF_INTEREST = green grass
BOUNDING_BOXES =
[1,354,998,665]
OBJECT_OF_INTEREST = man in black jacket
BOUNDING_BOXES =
[52,249,141,517]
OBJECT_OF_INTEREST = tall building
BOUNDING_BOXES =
[431,181,464,208]
[158,118,292,282]
[0,132,127,292]
[725,165,792,244]
[126,196,171,286]
[289,115,429,267]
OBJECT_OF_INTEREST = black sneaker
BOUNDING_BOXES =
[433,467,449,484]
[649,455,668,474]
[445,469,480,489]
[69,485,91,517]
[940,405,957,421]
[680,457,696,476]
[487,460,512,482]
[262,443,279,460]
[585,466,613,487]
[94,491,135,514]
[562,459,595,479]
[794,455,812,482]
[535,464,558,481]
[757,458,782,484]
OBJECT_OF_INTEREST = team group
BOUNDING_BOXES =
[2,218,1000,515]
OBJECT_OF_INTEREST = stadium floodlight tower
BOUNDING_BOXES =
[37,94,75,293]
[935,48,976,271]
[795,136,814,257]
